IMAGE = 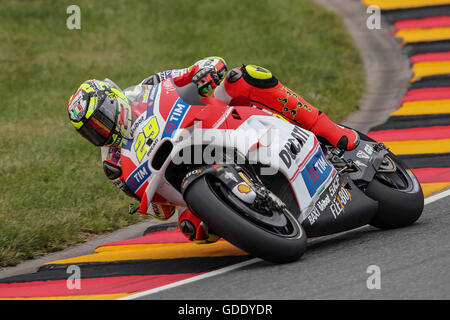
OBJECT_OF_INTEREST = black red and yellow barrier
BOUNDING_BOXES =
[363,0,450,196]
[0,225,249,299]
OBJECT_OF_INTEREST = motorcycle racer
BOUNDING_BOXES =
[67,56,359,243]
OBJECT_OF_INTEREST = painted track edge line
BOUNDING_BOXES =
[424,186,450,205]
[119,189,450,300]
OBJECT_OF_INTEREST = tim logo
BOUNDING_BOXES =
[308,166,320,183]
[126,162,151,192]
[162,99,190,139]
[301,150,332,197]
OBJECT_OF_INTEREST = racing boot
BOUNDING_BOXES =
[178,209,220,244]
[214,64,359,151]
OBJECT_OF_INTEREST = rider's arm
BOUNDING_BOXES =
[140,57,227,90]
[101,146,139,200]
[139,68,192,87]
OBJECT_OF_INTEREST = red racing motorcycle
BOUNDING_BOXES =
[119,78,424,263]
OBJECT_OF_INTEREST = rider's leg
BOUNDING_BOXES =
[214,65,359,150]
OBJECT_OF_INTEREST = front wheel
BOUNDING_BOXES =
[183,175,307,264]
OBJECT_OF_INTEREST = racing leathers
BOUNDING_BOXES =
[214,64,359,151]
[101,57,359,243]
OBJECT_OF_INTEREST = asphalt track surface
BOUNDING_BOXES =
[130,190,450,300]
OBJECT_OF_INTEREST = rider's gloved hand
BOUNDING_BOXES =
[178,209,220,244]
[191,57,227,97]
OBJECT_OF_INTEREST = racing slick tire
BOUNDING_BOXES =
[183,175,307,264]
[359,132,424,229]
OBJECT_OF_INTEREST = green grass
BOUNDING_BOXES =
[0,0,364,267]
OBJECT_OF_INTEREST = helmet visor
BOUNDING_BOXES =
[78,97,118,146]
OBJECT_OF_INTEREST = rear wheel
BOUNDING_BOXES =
[359,133,424,229]
[183,175,307,264]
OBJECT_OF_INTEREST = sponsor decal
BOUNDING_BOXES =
[171,68,189,78]
[364,144,374,155]
[316,194,331,211]
[119,106,129,129]
[328,174,340,197]
[151,203,175,219]
[146,85,159,117]
[357,150,370,159]
[157,71,166,81]
[237,184,251,194]
[307,206,321,225]
[107,146,121,164]
[354,160,367,168]
[68,89,87,121]
[146,137,159,156]
[307,176,338,226]
[306,174,353,225]
[130,115,145,135]
[161,98,190,139]
[162,78,176,94]
[125,161,151,192]
[330,183,352,219]
[181,169,203,189]
[121,137,133,151]
[185,169,202,179]
[300,150,333,197]
[164,70,173,79]
[223,171,238,182]
[117,102,133,138]
[69,104,84,120]
[279,126,309,169]
[141,89,150,104]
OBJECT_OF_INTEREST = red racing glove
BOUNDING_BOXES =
[191,57,227,97]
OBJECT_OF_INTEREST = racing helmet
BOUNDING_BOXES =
[68,79,129,146]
